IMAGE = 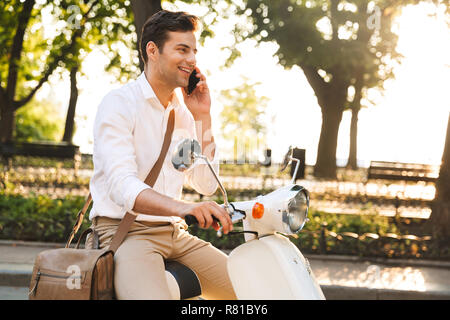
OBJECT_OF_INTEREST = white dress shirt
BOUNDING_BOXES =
[89,72,220,223]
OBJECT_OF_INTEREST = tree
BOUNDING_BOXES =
[0,0,136,144]
[59,0,226,143]
[226,0,409,178]
[428,113,450,243]
[61,66,78,143]
[345,69,363,170]
[428,0,450,247]
[218,77,269,162]
[167,0,448,176]
[0,0,223,145]
[0,0,38,143]
[0,0,91,143]
[345,0,449,170]
[57,0,136,143]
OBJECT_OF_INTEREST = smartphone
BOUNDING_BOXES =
[186,69,200,95]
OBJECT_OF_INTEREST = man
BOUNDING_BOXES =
[88,10,236,300]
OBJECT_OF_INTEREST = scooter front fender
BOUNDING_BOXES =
[227,233,325,300]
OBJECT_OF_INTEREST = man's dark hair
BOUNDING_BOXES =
[140,10,199,65]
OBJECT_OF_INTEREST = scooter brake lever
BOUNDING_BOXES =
[216,209,246,237]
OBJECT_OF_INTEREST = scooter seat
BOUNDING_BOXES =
[164,260,202,299]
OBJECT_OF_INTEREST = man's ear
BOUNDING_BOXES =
[146,41,159,62]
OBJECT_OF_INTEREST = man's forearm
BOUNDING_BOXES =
[132,185,233,233]
[132,188,188,217]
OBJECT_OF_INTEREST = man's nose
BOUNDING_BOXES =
[187,52,196,67]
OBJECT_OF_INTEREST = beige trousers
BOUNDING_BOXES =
[87,217,237,300]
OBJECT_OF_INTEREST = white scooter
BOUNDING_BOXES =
[163,139,325,300]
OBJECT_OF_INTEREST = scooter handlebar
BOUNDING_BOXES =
[184,214,197,226]
[184,214,220,226]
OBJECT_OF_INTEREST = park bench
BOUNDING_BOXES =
[0,141,81,170]
[364,161,440,218]
[367,160,439,183]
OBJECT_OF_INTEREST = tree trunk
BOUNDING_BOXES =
[1,0,95,144]
[313,105,344,179]
[6,0,35,105]
[0,105,15,143]
[346,68,364,170]
[0,0,35,143]
[346,107,359,170]
[428,113,450,240]
[62,66,79,144]
[301,65,348,179]
[130,0,162,71]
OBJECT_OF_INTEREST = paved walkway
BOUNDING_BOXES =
[1,240,449,300]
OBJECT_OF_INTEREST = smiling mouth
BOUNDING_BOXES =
[178,66,192,75]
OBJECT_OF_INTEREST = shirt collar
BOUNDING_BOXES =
[137,72,180,111]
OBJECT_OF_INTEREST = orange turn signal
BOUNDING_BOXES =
[252,202,264,219]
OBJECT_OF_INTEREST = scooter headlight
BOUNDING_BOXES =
[282,189,309,233]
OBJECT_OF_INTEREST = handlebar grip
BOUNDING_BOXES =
[184,215,220,226]
[184,215,198,226]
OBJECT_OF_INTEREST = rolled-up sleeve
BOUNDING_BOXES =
[93,92,151,212]
[184,143,220,196]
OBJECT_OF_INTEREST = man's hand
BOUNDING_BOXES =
[181,66,216,161]
[181,67,211,119]
[179,201,233,234]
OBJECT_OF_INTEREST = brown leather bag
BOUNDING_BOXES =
[28,110,175,300]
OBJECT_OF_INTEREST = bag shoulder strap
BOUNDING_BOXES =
[65,109,175,251]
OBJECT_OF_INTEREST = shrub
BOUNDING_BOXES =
[0,191,445,260]
[0,192,89,242]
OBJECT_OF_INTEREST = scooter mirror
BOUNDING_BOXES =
[280,146,293,172]
[171,138,202,172]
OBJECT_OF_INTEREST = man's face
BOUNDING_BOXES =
[151,31,197,89]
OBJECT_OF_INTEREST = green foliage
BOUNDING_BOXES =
[15,98,64,142]
[39,0,138,80]
[218,77,269,160]
[308,208,397,237]
[236,0,405,97]
[0,0,139,140]
[0,188,444,259]
[0,154,92,169]
[1,168,90,189]
[0,1,25,86]
[293,208,442,259]
[0,191,89,242]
